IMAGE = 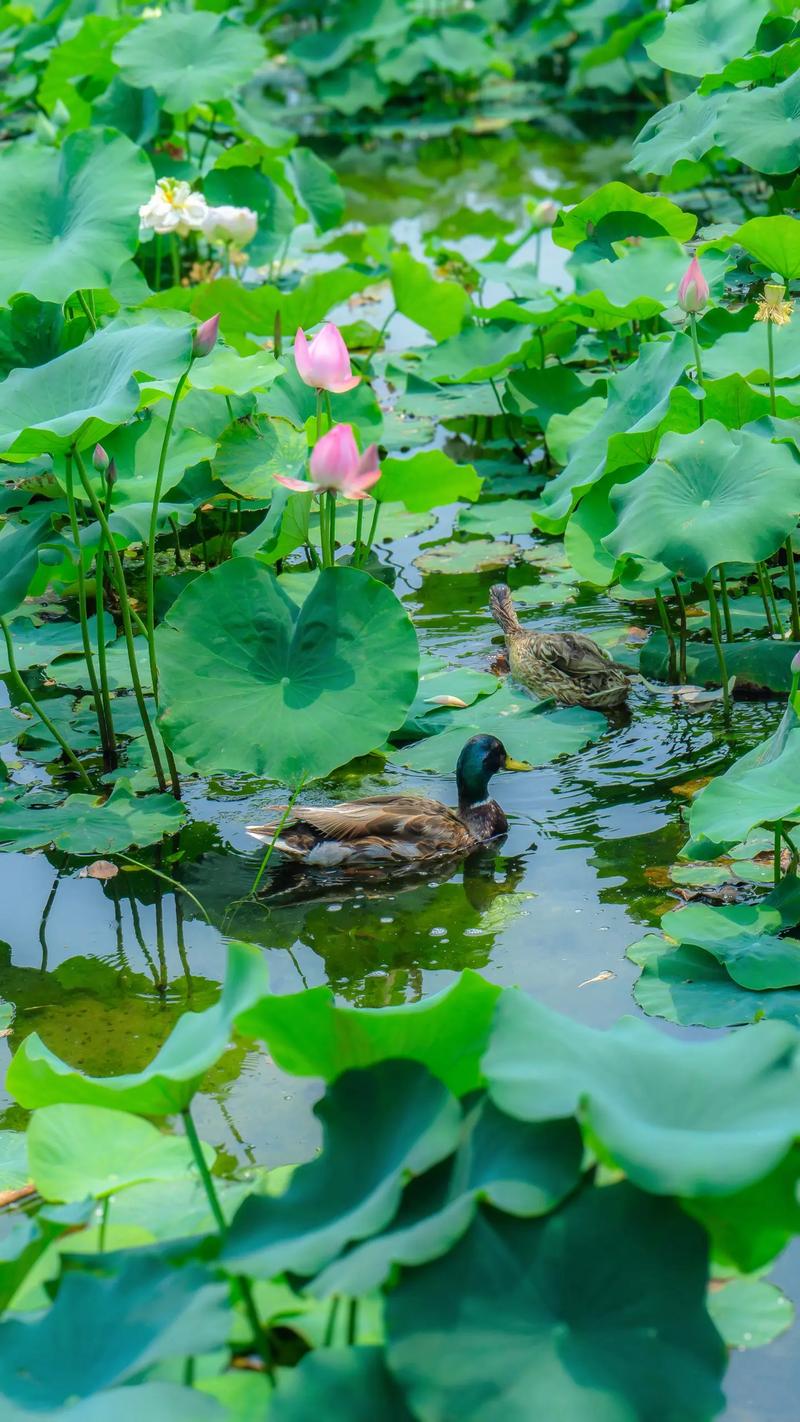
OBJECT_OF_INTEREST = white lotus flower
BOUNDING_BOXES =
[202,204,258,247]
[139,179,208,237]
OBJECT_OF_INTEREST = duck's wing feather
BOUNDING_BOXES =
[534,631,627,679]
[248,794,470,860]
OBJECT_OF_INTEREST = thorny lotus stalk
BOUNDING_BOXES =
[72,446,169,794]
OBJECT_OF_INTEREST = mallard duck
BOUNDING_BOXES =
[489,584,629,710]
[246,734,529,867]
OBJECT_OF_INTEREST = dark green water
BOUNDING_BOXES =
[0,129,794,1418]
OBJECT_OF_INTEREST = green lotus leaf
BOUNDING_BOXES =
[604,423,800,579]
[26,1103,214,1202]
[157,560,418,782]
[629,939,800,1029]
[0,1131,27,1193]
[413,538,521,574]
[553,181,695,252]
[0,514,57,617]
[214,416,307,500]
[645,0,769,79]
[483,985,800,1195]
[736,215,800,283]
[271,1349,414,1422]
[641,634,800,696]
[46,639,153,693]
[238,969,500,1096]
[685,1145,800,1273]
[707,1277,794,1350]
[0,1255,230,1410]
[534,334,691,534]
[701,316,800,382]
[0,321,193,458]
[2,1384,227,1422]
[188,348,283,398]
[0,780,184,855]
[377,449,482,510]
[233,488,311,566]
[290,147,345,232]
[5,940,268,1113]
[223,1060,462,1278]
[572,239,730,322]
[311,1096,583,1298]
[259,355,382,443]
[0,614,114,672]
[60,416,216,507]
[689,706,800,847]
[389,250,469,342]
[386,1185,726,1422]
[715,70,800,175]
[419,324,537,384]
[0,129,152,307]
[661,894,800,991]
[180,268,379,358]
[113,11,264,113]
[630,89,727,177]
[455,499,532,536]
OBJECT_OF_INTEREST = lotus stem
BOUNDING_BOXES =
[197,104,216,168]
[115,853,210,922]
[670,577,688,682]
[250,778,305,895]
[689,314,705,425]
[654,587,677,682]
[324,1296,340,1347]
[94,470,118,766]
[171,234,181,287]
[775,822,783,887]
[154,235,162,292]
[315,388,323,444]
[758,561,784,636]
[0,615,93,790]
[169,514,185,568]
[781,826,799,876]
[717,565,734,641]
[354,498,365,562]
[327,491,337,564]
[64,453,114,769]
[181,1104,270,1371]
[767,319,776,416]
[76,290,97,333]
[98,1196,109,1251]
[73,446,168,794]
[704,571,731,715]
[146,366,191,700]
[325,391,334,432]
[363,498,382,559]
[785,536,800,641]
[347,1298,358,1345]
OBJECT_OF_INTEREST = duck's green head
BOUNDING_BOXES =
[456,734,530,808]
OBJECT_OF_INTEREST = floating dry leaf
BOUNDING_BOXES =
[424,694,469,708]
[78,859,119,880]
[670,777,712,798]
[577,970,616,988]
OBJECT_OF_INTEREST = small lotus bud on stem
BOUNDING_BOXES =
[192,313,220,358]
[93,443,109,471]
[678,256,709,315]
[531,198,559,230]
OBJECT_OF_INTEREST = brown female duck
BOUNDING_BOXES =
[489,583,629,710]
[247,734,529,867]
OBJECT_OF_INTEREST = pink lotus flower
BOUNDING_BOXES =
[275,424,380,500]
[294,323,359,394]
[678,256,709,314]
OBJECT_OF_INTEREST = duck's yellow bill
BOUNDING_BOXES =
[504,755,532,771]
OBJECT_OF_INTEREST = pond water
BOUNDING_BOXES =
[0,127,795,1417]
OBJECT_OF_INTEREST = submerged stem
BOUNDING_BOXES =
[670,577,688,683]
[250,778,305,896]
[65,453,112,768]
[775,822,783,887]
[146,367,191,702]
[717,565,734,642]
[786,536,800,641]
[654,587,677,683]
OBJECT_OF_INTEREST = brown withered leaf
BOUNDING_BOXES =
[577,970,616,988]
[78,860,119,881]
[670,777,712,798]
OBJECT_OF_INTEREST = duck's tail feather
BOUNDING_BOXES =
[489,583,522,637]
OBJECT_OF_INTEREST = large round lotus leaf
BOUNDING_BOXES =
[645,0,768,79]
[716,71,800,176]
[271,1349,414,1422]
[628,939,800,1029]
[553,181,695,252]
[0,321,193,459]
[0,780,184,855]
[604,422,800,578]
[223,1061,462,1279]
[630,89,727,177]
[113,12,264,113]
[157,560,419,782]
[483,986,800,1196]
[736,215,800,283]
[689,707,800,847]
[386,1185,726,1422]
[0,1253,230,1410]
[0,129,152,307]
[26,1102,213,1202]
[6,941,268,1114]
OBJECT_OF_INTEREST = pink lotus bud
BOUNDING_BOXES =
[275,423,380,500]
[106,459,117,487]
[792,650,800,674]
[678,256,709,314]
[532,198,558,229]
[192,313,220,358]
[93,443,109,471]
[294,323,360,394]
